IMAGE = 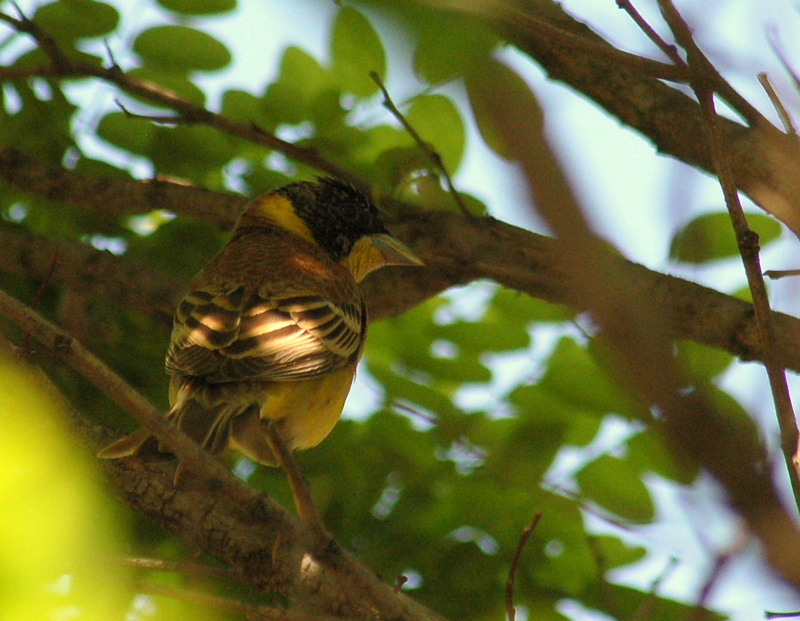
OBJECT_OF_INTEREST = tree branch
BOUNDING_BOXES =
[657,0,800,517]
[423,0,800,237]
[475,47,800,591]
[4,146,800,374]
[0,288,450,621]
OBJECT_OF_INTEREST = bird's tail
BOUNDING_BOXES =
[97,377,274,465]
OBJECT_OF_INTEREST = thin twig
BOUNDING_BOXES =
[765,269,800,280]
[766,611,800,619]
[119,557,240,582]
[547,485,637,532]
[686,551,732,621]
[630,556,679,621]
[767,26,800,97]
[115,100,182,125]
[758,73,797,136]
[701,68,800,517]
[505,512,541,621]
[370,71,472,218]
[657,0,800,513]
[0,10,356,184]
[392,400,438,426]
[649,0,771,129]
[616,0,686,66]
[393,575,408,594]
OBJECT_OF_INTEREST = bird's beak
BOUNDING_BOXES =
[369,234,425,268]
[343,234,424,283]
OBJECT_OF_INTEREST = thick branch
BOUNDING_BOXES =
[3,148,800,373]
[427,0,800,236]
[0,289,448,621]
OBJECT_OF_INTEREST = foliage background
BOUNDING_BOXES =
[2,0,800,620]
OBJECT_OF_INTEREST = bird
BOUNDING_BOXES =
[99,177,422,471]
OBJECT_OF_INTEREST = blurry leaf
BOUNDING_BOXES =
[414,11,496,84]
[221,88,275,130]
[676,341,734,382]
[627,427,699,485]
[0,356,130,620]
[577,454,655,522]
[330,6,386,97]
[96,111,154,156]
[33,0,119,44]
[242,166,291,196]
[491,287,573,323]
[373,145,427,187]
[476,415,566,484]
[581,582,725,621]
[157,0,235,14]
[467,58,539,160]
[670,211,782,263]
[150,124,236,183]
[703,384,763,459]
[406,94,465,173]
[126,218,225,281]
[134,25,231,72]
[530,493,598,595]
[368,297,492,393]
[263,46,329,124]
[509,384,603,447]
[731,284,753,302]
[540,338,642,418]
[588,535,646,569]
[0,81,75,163]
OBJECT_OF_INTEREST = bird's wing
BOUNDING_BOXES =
[166,281,364,383]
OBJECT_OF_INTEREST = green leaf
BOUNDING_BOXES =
[476,415,566,485]
[34,0,119,44]
[577,454,655,522]
[676,341,734,382]
[530,493,599,596]
[149,125,235,184]
[587,535,646,570]
[134,25,231,72]
[157,0,235,15]
[406,94,465,174]
[0,81,75,164]
[627,427,699,485]
[263,46,329,124]
[330,6,385,97]
[489,286,573,325]
[221,89,275,131]
[414,12,496,84]
[96,111,153,157]
[540,338,642,418]
[509,384,603,446]
[670,211,783,263]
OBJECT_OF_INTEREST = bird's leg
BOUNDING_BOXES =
[261,420,327,538]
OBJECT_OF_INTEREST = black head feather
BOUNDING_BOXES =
[274,177,388,261]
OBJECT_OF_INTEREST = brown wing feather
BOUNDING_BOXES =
[165,226,365,385]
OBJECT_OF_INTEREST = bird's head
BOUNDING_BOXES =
[239,177,423,282]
